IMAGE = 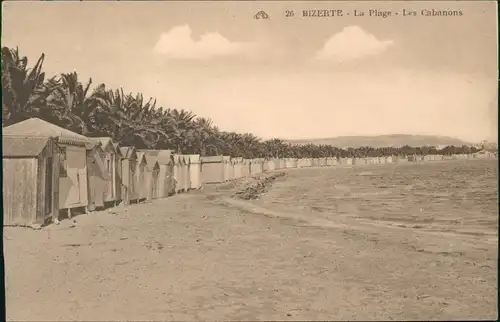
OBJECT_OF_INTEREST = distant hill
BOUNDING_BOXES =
[285,134,473,148]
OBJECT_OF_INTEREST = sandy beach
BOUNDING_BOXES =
[5,161,497,321]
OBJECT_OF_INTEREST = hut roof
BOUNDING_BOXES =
[149,159,160,170]
[87,146,110,180]
[181,155,191,164]
[144,155,159,167]
[112,142,122,156]
[137,149,159,155]
[92,137,111,146]
[201,155,224,162]
[91,137,117,152]
[172,154,185,164]
[135,150,163,169]
[119,146,137,159]
[2,136,52,157]
[231,157,243,163]
[86,140,103,152]
[3,118,91,146]
[136,152,148,165]
[157,151,174,165]
[138,150,175,165]
[186,154,200,163]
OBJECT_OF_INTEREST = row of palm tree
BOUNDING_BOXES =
[2,46,482,158]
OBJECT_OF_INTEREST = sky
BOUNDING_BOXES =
[2,1,498,143]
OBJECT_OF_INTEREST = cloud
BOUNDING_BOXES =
[316,26,394,62]
[154,25,253,59]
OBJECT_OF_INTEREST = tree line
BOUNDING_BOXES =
[2,46,481,158]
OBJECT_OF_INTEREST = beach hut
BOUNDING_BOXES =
[283,158,291,168]
[318,158,327,167]
[262,159,270,172]
[296,158,306,168]
[340,157,353,165]
[201,155,225,184]
[222,156,232,182]
[143,156,160,201]
[113,143,123,201]
[263,159,276,172]
[386,156,394,164]
[239,157,246,178]
[134,152,149,202]
[138,153,154,201]
[272,158,281,170]
[91,137,121,205]
[172,154,185,193]
[242,159,251,177]
[311,158,319,167]
[181,155,192,191]
[279,158,286,169]
[119,146,138,205]
[139,149,176,197]
[3,136,61,226]
[250,159,263,175]
[4,118,91,219]
[187,155,202,189]
[86,142,110,212]
[232,157,243,179]
[229,157,235,180]
[286,158,292,168]
[256,158,265,171]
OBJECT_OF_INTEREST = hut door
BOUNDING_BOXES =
[45,157,53,215]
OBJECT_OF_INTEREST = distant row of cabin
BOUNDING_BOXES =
[2,118,496,228]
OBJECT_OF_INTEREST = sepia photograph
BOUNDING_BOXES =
[2,0,498,320]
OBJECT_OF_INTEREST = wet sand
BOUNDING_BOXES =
[5,164,498,321]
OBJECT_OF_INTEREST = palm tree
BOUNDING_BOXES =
[46,72,95,134]
[2,47,48,126]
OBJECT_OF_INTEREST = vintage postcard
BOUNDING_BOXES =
[2,1,498,321]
